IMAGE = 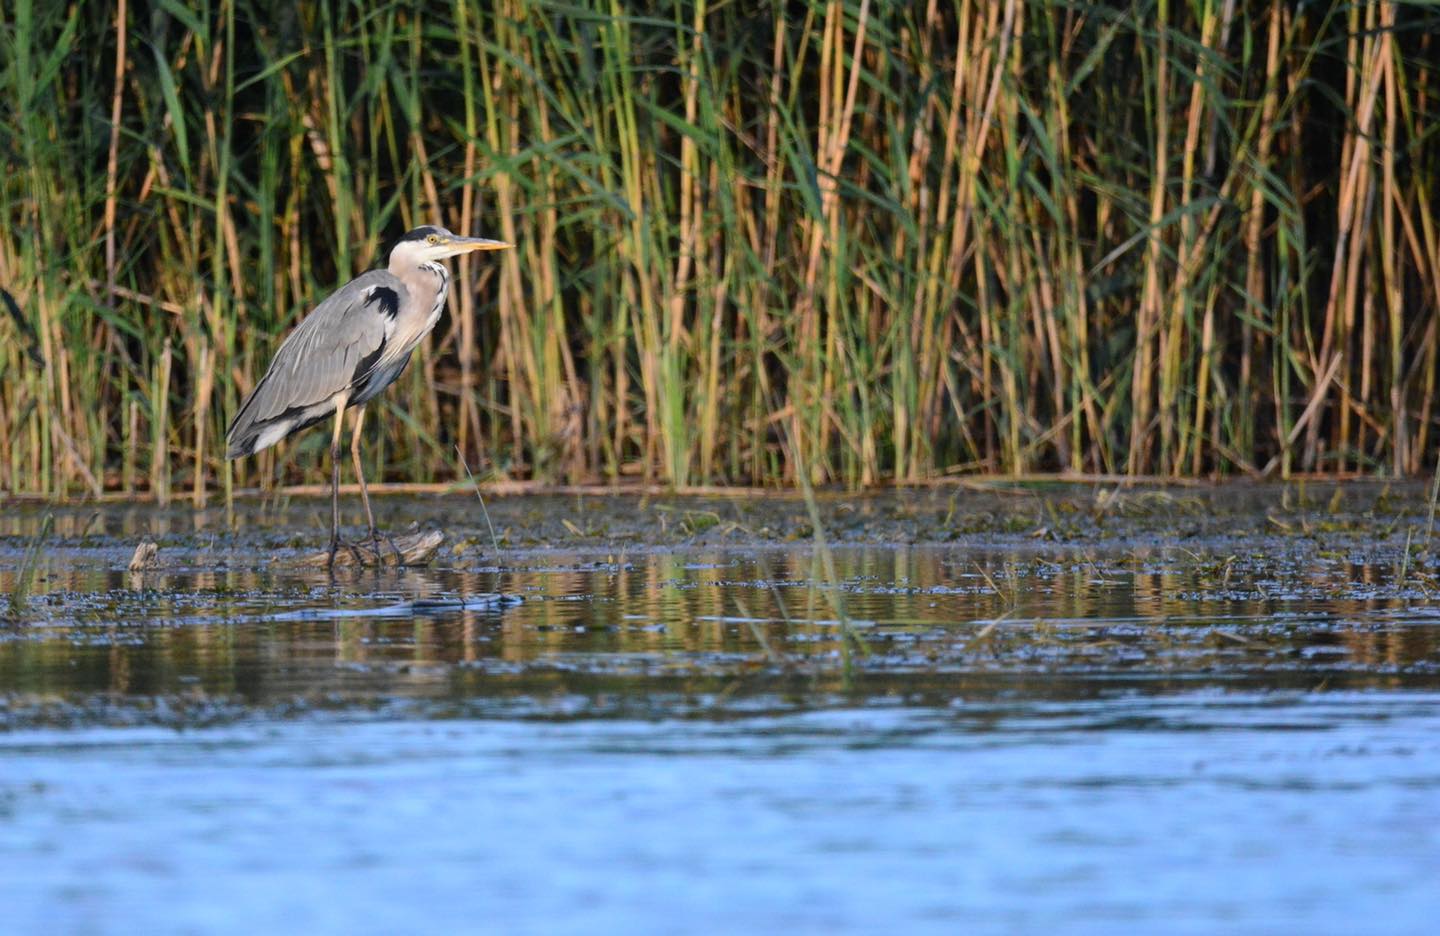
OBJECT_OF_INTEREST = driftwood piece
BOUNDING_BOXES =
[128,541,160,572]
[299,529,445,568]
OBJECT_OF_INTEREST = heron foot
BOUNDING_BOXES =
[363,529,405,566]
[326,535,370,569]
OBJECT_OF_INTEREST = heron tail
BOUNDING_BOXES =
[225,402,332,460]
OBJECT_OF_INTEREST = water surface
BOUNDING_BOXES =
[2,485,1438,933]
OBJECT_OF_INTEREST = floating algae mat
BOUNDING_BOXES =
[1,484,1438,933]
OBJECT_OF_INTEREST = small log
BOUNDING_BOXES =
[128,541,160,572]
[299,529,445,568]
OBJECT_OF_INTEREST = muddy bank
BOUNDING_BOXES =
[1,479,1435,556]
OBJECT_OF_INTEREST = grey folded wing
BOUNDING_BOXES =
[225,271,405,459]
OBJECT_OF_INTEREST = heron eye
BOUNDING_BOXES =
[426,234,440,245]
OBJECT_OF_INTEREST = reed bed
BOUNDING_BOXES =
[1,0,1438,499]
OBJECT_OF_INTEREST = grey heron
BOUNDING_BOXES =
[225,225,510,566]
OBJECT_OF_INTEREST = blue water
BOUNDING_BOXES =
[4,693,1438,935]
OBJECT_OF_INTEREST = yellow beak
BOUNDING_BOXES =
[450,236,511,253]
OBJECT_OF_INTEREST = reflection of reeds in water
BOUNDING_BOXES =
[4,547,1440,703]
[2,1,1440,497]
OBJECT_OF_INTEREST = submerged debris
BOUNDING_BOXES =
[299,528,445,568]
[128,541,160,572]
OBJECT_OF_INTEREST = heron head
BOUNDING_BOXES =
[393,225,511,262]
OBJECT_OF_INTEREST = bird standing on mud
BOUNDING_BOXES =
[225,226,510,567]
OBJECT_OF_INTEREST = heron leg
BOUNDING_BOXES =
[327,405,345,568]
[327,400,364,569]
[350,405,402,565]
